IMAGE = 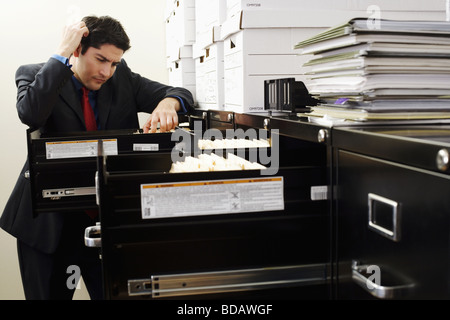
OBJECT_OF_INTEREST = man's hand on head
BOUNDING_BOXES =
[56,21,89,58]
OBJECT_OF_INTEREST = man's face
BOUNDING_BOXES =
[72,44,124,91]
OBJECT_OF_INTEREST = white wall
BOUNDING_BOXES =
[0,0,168,300]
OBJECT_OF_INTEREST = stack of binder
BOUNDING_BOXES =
[294,18,450,122]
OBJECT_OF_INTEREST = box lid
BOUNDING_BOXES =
[219,9,359,40]
[194,25,222,55]
[167,45,193,63]
[219,7,447,40]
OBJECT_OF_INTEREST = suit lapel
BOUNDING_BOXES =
[59,80,85,126]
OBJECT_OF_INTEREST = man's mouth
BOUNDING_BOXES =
[94,78,107,84]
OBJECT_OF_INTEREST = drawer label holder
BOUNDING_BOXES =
[45,139,118,159]
[140,176,284,219]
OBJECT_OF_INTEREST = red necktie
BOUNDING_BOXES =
[86,209,98,220]
[81,87,97,131]
[81,87,99,219]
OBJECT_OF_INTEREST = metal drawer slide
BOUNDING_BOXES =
[42,186,96,199]
[128,264,327,298]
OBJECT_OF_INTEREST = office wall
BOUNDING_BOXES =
[0,0,168,300]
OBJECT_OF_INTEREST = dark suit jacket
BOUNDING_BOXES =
[0,58,194,254]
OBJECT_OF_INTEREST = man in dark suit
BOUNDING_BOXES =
[0,16,194,300]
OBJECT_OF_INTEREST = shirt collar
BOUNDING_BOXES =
[71,76,98,97]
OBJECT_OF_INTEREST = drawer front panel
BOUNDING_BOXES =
[336,150,450,299]
[99,156,329,299]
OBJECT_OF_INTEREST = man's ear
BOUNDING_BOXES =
[73,44,82,58]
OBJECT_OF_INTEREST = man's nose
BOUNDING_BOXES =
[99,64,112,78]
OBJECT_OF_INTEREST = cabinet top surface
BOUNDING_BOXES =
[335,125,450,147]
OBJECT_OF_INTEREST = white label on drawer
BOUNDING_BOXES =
[140,176,284,219]
[45,139,118,159]
[133,143,159,151]
[311,185,328,201]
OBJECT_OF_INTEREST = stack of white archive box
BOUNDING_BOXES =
[166,0,447,113]
[165,0,197,102]
[220,7,324,113]
[193,0,227,110]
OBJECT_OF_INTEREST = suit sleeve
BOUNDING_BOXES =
[120,60,195,114]
[15,58,74,129]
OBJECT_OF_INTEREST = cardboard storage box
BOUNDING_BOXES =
[195,0,226,51]
[168,57,196,103]
[193,0,227,110]
[225,0,327,20]
[165,0,196,55]
[225,0,446,21]
[195,0,227,35]
[223,29,314,113]
[167,45,193,65]
[194,42,225,110]
[221,10,326,113]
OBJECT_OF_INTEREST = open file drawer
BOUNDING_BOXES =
[94,142,330,299]
[27,128,192,214]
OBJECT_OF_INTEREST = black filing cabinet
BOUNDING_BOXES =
[333,126,450,299]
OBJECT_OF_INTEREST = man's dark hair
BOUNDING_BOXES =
[80,16,131,54]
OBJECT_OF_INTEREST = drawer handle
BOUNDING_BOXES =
[436,148,450,171]
[352,261,415,299]
[84,222,101,248]
[368,193,401,242]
